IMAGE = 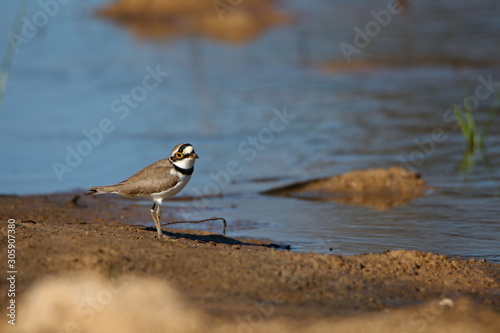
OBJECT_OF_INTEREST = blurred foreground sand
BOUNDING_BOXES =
[4,274,499,333]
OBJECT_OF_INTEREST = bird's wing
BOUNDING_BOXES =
[89,159,180,197]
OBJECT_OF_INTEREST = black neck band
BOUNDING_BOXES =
[173,164,194,175]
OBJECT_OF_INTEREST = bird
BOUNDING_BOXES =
[86,143,198,237]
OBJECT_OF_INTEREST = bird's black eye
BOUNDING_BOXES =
[175,152,184,159]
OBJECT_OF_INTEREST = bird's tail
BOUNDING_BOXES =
[85,185,121,196]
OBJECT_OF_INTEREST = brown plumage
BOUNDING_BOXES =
[87,158,181,198]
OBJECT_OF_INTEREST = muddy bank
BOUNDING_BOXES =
[0,193,499,332]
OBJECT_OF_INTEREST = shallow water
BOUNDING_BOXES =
[1,0,499,261]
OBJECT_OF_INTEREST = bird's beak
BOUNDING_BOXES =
[190,153,199,159]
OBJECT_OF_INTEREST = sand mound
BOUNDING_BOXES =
[264,166,428,210]
[11,275,203,333]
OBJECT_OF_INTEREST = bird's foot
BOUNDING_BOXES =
[156,233,169,239]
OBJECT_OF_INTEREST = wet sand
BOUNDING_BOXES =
[0,192,499,332]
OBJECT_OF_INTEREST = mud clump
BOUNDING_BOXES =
[263,166,428,210]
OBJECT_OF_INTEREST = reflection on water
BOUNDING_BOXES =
[95,0,290,43]
[1,0,499,261]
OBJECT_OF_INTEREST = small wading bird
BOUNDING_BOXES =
[86,143,198,237]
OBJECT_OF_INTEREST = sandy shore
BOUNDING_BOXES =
[1,193,499,332]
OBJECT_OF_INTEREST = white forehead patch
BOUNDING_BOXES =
[182,145,194,154]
